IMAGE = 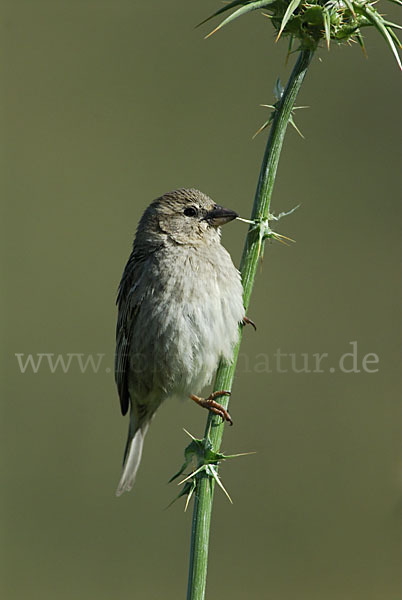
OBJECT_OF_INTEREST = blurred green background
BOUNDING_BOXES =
[2,1,401,599]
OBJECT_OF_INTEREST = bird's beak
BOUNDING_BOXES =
[203,204,238,228]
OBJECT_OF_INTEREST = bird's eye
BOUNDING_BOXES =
[184,206,197,217]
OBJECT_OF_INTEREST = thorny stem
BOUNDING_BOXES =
[186,48,315,600]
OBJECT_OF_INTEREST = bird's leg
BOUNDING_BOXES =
[242,316,257,331]
[190,391,233,426]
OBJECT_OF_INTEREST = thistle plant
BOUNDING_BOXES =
[202,0,402,67]
[171,2,401,599]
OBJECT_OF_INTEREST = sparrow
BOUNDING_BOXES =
[115,188,245,495]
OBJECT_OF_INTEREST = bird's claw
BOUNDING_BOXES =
[190,391,233,426]
[243,316,257,331]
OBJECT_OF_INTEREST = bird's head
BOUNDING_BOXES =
[138,188,238,246]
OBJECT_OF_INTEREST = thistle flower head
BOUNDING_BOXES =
[200,0,402,70]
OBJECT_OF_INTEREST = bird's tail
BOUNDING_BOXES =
[116,418,149,497]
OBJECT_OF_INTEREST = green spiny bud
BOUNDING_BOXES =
[200,0,402,71]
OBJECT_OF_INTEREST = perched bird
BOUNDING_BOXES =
[115,188,246,496]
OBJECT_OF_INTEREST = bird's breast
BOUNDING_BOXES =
[130,243,245,397]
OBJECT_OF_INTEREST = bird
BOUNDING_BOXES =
[114,188,246,496]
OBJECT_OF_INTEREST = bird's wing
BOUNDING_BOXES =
[115,251,143,416]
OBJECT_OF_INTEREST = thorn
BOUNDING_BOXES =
[184,486,194,512]
[273,235,290,246]
[177,465,204,486]
[290,118,305,139]
[183,428,196,440]
[225,451,257,458]
[273,232,296,244]
[209,465,233,503]
[236,216,255,225]
[205,25,220,39]
[252,122,270,139]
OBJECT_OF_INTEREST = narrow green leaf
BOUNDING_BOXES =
[205,0,277,38]
[355,31,367,56]
[385,0,402,6]
[270,204,301,221]
[276,0,302,41]
[343,0,356,17]
[386,26,402,50]
[323,8,331,50]
[383,20,402,33]
[286,33,294,63]
[357,5,402,70]
[197,0,250,28]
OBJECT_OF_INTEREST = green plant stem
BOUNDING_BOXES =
[186,47,315,600]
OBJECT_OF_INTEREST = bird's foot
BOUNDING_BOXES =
[190,391,233,426]
[243,316,257,331]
